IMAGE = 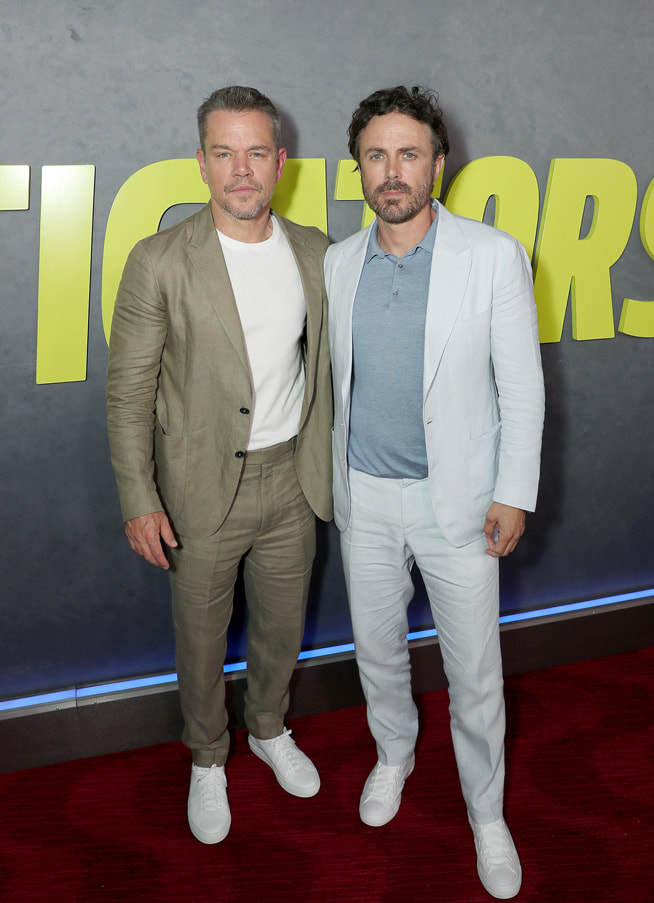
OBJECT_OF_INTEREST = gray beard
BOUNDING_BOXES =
[219,179,271,220]
[219,196,269,221]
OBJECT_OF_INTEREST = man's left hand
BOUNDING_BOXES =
[484,502,526,558]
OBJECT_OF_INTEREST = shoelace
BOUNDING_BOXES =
[266,730,304,772]
[476,821,515,868]
[196,766,225,811]
[364,764,404,802]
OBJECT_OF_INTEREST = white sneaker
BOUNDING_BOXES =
[187,764,231,844]
[248,728,320,797]
[359,756,415,827]
[469,815,522,899]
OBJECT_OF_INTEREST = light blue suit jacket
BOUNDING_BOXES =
[325,200,545,547]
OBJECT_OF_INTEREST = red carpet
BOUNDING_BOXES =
[0,647,652,902]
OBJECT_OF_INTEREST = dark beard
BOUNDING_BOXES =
[363,178,433,224]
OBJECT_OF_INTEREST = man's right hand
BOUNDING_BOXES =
[124,511,178,569]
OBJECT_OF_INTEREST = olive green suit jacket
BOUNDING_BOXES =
[106,202,333,538]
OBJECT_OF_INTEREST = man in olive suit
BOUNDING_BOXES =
[107,86,332,844]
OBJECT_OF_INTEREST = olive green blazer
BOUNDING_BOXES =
[107,202,333,538]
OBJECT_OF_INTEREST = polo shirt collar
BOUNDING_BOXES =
[365,200,439,262]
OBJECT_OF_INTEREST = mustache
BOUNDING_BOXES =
[225,178,263,192]
[374,179,412,195]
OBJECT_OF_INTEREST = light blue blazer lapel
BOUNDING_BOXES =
[423,202,472,397]
[187,202,250,374]
[329,226,371,422]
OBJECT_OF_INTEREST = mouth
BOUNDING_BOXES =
[226,180,261,195]
[376,180,411,197]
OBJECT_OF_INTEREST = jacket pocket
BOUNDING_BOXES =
[468,421,500,501]
[153,423,187,517]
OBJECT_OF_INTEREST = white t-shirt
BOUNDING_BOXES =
[216,216,306,450]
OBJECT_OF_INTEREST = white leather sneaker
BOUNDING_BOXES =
[187,763,231,844]
[469,815,522,899]
[359,756,415,827]
[248,728,320,797]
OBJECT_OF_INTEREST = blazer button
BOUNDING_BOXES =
[239,407,250,414]
[235,450,245,458]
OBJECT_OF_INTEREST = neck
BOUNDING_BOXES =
[211,203,273,243]
[376,203,435,258]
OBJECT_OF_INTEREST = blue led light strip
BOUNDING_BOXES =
[2,588,652,715]
[0,689,76,713]
[75,671,179,699]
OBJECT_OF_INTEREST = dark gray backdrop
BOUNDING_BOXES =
[1,0,652,700]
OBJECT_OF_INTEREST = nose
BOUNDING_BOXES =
[384,155,401,180]
[232,152,253,177]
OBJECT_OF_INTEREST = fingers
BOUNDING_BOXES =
[125,512,177,569]
[485,526,518,557]
[483,504,525,558]
[159,516,179,551]
[485,531,519,558]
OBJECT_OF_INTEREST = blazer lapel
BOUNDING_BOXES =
[329,226,370,422]
[278,216,323,430]
[187,203,250,373]
[423,202,472,396]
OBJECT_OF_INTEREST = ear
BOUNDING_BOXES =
[433,153,445,181]
[196,148,208,184]
[275,147,287,183]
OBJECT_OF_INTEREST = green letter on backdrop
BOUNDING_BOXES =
[443,156,540,258]
[533,159,638,342]
[618,177,654,337]
[36,165,95,384]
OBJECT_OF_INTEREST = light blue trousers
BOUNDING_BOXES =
[340,468,505,824]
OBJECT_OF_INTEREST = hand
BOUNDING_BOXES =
[124,511,177,569]
[483,502,525,558]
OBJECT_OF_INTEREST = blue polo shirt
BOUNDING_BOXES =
[349,207,438,479]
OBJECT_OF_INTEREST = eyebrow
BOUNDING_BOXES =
[363,145,421,155]
[208,143,271,152]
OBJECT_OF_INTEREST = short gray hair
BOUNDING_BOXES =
[197,86,282,151]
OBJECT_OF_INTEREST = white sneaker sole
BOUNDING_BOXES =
[188,808,231,844]
[248,737,320,798]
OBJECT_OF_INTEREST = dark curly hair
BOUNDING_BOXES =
[348,86,449,164]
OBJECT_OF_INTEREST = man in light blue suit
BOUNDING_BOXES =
[325,86,545,899]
